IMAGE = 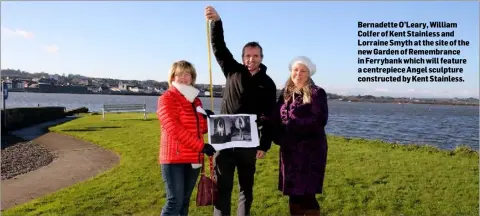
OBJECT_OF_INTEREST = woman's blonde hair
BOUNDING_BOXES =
[167,60,197,87]
[283,76,314,105]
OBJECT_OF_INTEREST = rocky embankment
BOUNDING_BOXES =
[1,137,56,180]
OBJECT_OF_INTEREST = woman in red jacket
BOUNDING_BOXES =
[156,60,216,216]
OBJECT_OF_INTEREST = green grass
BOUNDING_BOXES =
[3,113,479,216]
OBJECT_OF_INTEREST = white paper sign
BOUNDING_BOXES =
[207,114,259,151]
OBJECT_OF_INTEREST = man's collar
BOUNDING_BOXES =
[251,64,267,76]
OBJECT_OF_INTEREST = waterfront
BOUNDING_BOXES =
[4,92,479,150]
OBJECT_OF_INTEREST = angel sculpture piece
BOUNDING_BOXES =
[216,118,225,136]
[234,117,246,140]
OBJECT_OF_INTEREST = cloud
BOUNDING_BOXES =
[2,26,61,55]
[1,26,35,39]
[44,44,59,53]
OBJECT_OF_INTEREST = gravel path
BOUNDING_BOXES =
[1,141,56,180]
[2,132,120,210]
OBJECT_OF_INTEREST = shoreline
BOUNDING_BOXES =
[88,112,478,151]
[8,91,479,107]
[9,90,221,98]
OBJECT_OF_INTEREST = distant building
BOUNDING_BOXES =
[128,86,145,93]
[49,74,60,80]
[3,79,27,89]
[118,81,134,91]
[72,78,90,86]
[37,78,57,85]
[110,87,121,92]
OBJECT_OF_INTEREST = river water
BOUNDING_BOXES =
[4,92,479,150]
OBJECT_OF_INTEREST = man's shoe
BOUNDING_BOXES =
[289,204,305,216]
[304,209,320,216]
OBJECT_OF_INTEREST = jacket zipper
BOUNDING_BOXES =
[192,103,202,164]
[176,140,179,155]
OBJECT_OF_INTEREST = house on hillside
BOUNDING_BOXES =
[87,85,110,93]
[118,81,135,91]
[128,86,145,93]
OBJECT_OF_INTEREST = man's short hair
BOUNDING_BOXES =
[242,41,264,58]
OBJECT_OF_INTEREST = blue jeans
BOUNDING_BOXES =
[161,164,201,216]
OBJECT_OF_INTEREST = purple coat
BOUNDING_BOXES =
[268,84,329,196]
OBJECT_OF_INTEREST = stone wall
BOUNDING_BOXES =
[1,107,67,133]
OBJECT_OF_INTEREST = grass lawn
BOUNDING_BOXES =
[3,113,478,216]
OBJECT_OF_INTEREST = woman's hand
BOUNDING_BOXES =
[205,109,215,117]
[256,150,266,159]
[202,143,216,156]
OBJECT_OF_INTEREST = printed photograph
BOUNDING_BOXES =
[208,115,252,144]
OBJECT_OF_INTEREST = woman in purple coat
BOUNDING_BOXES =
[268,56,328,216]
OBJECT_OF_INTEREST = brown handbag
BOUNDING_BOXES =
[196,155,217,206]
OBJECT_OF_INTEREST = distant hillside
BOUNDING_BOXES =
[1,69,478,103]
[1,69,87,80]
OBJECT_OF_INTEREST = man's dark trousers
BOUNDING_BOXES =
[213,147,257,216]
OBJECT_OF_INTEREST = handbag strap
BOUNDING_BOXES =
[200,154,206,175]
[200,154,215,180]
[209,155,214,181]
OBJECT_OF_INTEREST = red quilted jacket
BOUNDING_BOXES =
[156,87,208,164]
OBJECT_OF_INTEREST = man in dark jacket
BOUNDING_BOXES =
[205,6,277,216]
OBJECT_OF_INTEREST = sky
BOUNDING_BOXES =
[1,1,479,98]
